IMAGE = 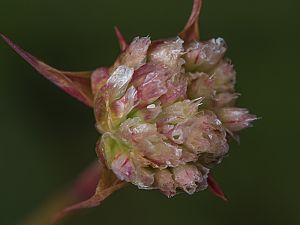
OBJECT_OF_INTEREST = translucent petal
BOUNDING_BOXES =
[112,36,151,71]
[217,107,257,132]
[185,38,227,72]
[107,65,134,101]
[154,169,176,197]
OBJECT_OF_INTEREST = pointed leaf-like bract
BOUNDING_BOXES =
[114,26,128,51]
[207,174,228,201]
[52,162,126,223]
[0,33,94,107]
[179,0,202,42]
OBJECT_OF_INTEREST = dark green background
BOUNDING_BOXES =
[0,0,299,224]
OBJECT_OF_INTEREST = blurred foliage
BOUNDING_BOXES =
[0,0,299,225]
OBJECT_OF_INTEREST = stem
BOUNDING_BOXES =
[18,161,102,225]
[19,192,74,225]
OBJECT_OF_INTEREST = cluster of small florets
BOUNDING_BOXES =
[92,35,256,197]
[0,0,257,220]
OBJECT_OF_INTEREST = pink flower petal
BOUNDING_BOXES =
[217,107,257,132]
[185,38,227,72]
[111,153,136,181]
[112,36,151,71]
[131,63,171,106]
[173,164,202,194]
[159,73,188,106]
[154,169,176,197]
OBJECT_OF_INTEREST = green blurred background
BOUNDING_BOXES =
[0,0,299,224]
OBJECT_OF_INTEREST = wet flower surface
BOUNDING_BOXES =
[1,0,256,221]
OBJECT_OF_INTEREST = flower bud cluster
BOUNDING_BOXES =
[94,36,256,197]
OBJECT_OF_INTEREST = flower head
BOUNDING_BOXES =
[1,0,257,220]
